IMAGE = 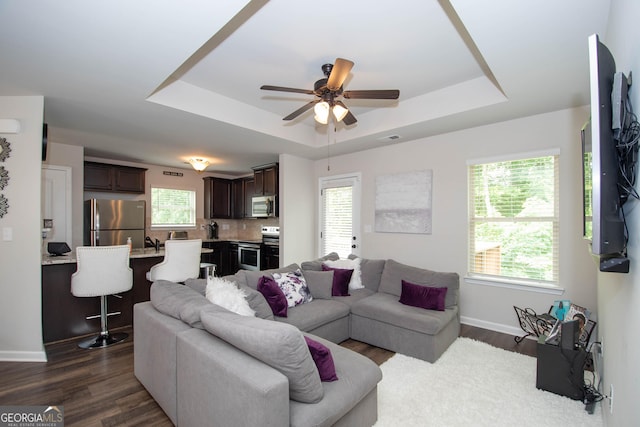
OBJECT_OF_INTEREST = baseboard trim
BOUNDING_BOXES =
[461,316,530,339]
[0,350,48,362]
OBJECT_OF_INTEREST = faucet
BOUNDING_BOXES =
[155,238,160,252]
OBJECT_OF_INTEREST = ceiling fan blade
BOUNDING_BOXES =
[261,85,315,95]
[327,58,354,91]
[343,89,400,99]
[335,101,357,125]
[283,100,319,121]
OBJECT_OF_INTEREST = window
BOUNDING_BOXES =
[150,187,196,228]
[319,174,361,258]
[468,153,559,287]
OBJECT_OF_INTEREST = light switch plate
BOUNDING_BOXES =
[2,227,13,241]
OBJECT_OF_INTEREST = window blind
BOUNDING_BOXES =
[468,155,559,285]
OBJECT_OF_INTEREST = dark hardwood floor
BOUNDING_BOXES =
[0,324,537,426]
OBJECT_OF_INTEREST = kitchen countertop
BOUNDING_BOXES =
[42,247,213,265]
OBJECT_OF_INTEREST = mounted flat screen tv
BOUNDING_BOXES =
[583,34,629,273]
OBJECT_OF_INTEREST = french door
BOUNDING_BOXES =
[319,173,361,258]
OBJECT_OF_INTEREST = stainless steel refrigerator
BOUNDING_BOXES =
[84,199,145,249]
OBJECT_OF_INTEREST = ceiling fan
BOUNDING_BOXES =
[260,58,399,125]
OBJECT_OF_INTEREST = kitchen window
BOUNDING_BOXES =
[467,152,559,291]
[150,187,196,228]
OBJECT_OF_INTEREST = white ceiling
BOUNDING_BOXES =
[0,0,611,175]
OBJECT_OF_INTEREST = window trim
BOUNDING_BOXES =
[467,150,561,291]
[149,185,197,229]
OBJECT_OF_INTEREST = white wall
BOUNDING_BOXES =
[313,106,597,335]
[0,96,46,361]
[597,0,640,424]
[280,153,315,266]
[43,141,84,249]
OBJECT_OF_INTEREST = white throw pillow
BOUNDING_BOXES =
[205,276,256,317]
[323,257,363,290]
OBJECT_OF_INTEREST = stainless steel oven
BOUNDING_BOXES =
[238,242,261,271]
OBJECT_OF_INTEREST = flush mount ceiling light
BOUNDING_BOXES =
[189,158,209,172]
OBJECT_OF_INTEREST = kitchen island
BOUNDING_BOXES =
[41,247,213,343]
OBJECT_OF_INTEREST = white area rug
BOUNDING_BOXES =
[374,337,603,427]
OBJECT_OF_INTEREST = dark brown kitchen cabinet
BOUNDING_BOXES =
[203,177,232,219]
[231,176,255,219]
[201,241,231,276]
[252,163,278,196]
[84,161,147,194]
[229,242,239,274]
[262,244,280,270]
[243,178,255,217]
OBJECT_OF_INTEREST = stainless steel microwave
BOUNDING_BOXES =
[251,195,276,217]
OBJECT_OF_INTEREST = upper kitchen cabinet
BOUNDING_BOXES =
[252,163,278,196]
[232,176,254,219]
[203,177,232,219]
[84,161,147,194]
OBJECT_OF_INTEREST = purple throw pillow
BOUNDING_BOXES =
[399,280,447,311]
[321,264,353,296]
[304,336,338,382]
[257,276,288,317]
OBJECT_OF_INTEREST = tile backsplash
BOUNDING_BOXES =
[145,217,279,243]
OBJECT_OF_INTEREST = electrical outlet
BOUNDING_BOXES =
[609,384,614,414]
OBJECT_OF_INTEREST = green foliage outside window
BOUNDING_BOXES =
[151,188,196,227]
[469,155,558,284]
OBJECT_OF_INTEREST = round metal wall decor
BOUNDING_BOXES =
[0,194,8,218]
[0,166,8,190]
[0,137,10,162]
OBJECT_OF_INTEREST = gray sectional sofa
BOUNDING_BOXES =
[134,255,460,426]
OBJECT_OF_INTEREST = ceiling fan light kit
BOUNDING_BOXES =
[261,58,399,125]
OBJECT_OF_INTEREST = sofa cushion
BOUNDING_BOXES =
[244,264,300,290]
[399,280,447,311]
[257,275,288,317]
[290,334,382,427]
[273,268,313,307]
[200,304,324,404]
[304,336,338,382]
[328,287,375,308]
[321,264,353,296]
[302,270,334,299]
[186,277,274,320]
[275,299,350,332]
[350,292,458,335]
[348,255,386,292]
[205,276,256,317]
[300,252,340,271]
[378,259,459,308]
[323,257,364,290]
[150,280,211,329]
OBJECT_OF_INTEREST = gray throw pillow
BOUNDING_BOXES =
[300,252,340,271]
[378,259,459,308]
[200,305,324,403]
[302,270,334,299]
[150,280,211,328]
[244,263,300,290]
[348,255,386,292]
